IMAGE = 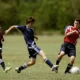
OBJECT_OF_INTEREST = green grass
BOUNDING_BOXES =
[0,35,80,80]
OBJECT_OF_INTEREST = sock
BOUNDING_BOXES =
[65,63,73,73]
[56,58,61,65]
[44,58,53,68]
[19,63,27,71]
[0,59,5,70]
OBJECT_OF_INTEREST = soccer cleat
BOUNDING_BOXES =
[51,65,59,71]
[4,67,11,73]
[15,67,21,73]
[54,67,58,73]
[64,71,71,74]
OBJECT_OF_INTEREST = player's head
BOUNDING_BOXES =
[74,18,80,28]
[26,16,35,27]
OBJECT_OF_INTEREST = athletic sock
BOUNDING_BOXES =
[19,63,27,71]
[65,63,73,73]
[44,58,53,68]
[0,59,5,70]
[56,58,61,65]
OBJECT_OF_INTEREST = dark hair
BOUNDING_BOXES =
[26,16,35,24]
[75,18,80,24]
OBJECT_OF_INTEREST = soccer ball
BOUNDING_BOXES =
[70,67,80,74]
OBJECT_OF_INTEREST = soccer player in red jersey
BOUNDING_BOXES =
[0,27,11,73]
[55,18,80,73]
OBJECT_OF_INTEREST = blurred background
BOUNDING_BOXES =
[0,0,80,34]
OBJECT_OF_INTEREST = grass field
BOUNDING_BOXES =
[0,35,80,80]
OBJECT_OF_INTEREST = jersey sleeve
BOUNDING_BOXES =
[16,25,25,32]
[65,26,72,34]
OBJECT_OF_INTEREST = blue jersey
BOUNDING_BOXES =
[17,25,35,45]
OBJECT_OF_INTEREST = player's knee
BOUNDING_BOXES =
[39,50,47,59]
[60,51,65,56]
[70,56,75,64]
[30,60,36,65]
[58,52,64,59]
[71,56,75,61]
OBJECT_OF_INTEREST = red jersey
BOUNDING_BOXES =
[64,26,80,45]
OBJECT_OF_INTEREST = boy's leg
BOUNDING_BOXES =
[56,51,65,65]
[65,56,75,73]
[65,45,76,74]
[31,45,56,69]
[55,51,65,73]
[55,42,66,73]
[15,58,36,73]
[64,64,73,74]
[39,50,53,67]
[0,49,6,70]
[39,50,58,71]
[0,49,11,73]
[15,47,37,73]
[0,59,5,70]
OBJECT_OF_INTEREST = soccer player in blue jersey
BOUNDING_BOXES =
[0,27,11,73]
[5,17,58,73]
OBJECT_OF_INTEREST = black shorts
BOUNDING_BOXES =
[27,43,41,58]
[60,42,76,57]
[0,43,2,47]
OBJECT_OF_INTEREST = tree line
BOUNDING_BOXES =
[0,0,80,34]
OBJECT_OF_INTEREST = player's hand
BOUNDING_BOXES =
[5,30,9,35]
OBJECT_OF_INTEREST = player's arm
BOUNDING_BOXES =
[64,30,78,38]
[5,25,17,35]
[34,35,38,41]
